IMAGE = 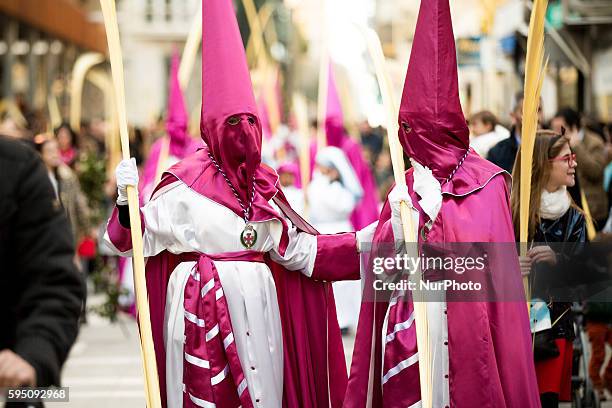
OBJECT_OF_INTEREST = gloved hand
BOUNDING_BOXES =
[115,158,139,205]
[356,221,379,253]
[410,159,442,222]
[389,184,412,219]
[388,184,416,244]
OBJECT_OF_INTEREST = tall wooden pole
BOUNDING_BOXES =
[520,0,548,306]
[99,1,161,406]
[292,92,311,218]
[362,26,432,408]
[69,52,105,132]
[179,0,202,91]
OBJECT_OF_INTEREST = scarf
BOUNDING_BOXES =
[540,186,571,220]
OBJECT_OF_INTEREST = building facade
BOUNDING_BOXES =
[114,0,201,127]
[0,0,107,126]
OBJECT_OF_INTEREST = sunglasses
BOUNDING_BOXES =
[548,153,576,166]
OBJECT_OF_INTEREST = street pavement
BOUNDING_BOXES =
[57,311,145,407]
[55,296,357,408]
[53,295,610,408]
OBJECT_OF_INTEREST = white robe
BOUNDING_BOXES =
[307,177,356,233]
[104,180,319,408]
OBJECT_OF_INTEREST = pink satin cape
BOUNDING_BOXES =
[344,154,541,407]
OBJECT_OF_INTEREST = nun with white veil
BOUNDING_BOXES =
[308,146,366,334]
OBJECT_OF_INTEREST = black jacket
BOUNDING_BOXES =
[487,128,519,173]
[0,137,85,387]
[532,207,586,340]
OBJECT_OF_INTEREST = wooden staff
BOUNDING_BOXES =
[520,0,548,305]
[99,1,161,407]
[69,52,105,132]
[179,0,202,91]
[0,99,27,128]
[263,66,281,136]
[316,53,329,152]
[316,0,329,152]
[86,69,121,177]
[154,137,170,187]
[241,0,282,144]
[580,189,597,240]
[335,68,359,141]
[241,0,267,69]
[292,92,311,218]
[362,26,432,408]
[47,93,62,131]
[189,102,201,139]
[154,3,203,186]
[245,3,275,66]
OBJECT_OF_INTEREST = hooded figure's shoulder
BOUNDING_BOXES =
[442,149,508,197]
[151,148,212,199]
[165,148,211,181]
[258,162,280,180]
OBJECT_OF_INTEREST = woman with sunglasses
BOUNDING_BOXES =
[511,130,586,408]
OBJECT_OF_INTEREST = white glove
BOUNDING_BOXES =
[116,158,139,205]
[356,221,379,253]
[388,184,412,219]
[388,184,416,245]
[410,159,442,223]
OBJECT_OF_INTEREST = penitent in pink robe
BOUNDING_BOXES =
[104,150,360,408]
[344,153,540,407]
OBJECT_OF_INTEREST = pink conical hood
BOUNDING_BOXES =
[398,0,469,181]
[200,0,262,202]
[325,63,345,147]
[166,49,189,154]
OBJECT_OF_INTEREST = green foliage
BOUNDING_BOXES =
[76,152,126,322]
[77,152,107,225]
[88,255,128,323]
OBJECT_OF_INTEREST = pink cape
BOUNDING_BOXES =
[344,153,541,407]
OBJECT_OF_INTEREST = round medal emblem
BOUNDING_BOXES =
[240,223,258,249]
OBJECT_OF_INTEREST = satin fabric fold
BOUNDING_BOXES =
[182,251,259,408]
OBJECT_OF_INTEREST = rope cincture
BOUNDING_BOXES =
[207,149,256,223]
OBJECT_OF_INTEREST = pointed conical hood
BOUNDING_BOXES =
[326,63,343,126]
[325,63,345,147]
[200,0,262,202]
[398,0,469,181]
[166,49,189,154]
